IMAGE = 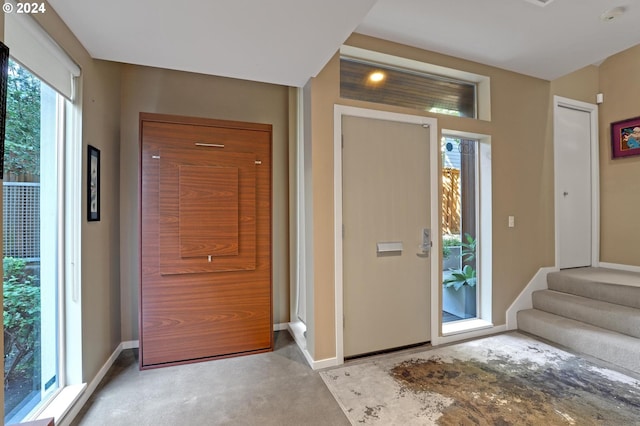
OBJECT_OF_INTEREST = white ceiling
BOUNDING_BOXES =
[357,0,640,81]
[48,0,640,86]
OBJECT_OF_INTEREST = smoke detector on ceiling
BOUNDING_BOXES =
[523,0,556,7]
[601,6,627,21]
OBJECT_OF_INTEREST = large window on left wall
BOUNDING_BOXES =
[3,8,82,424]
[3,57,59,424]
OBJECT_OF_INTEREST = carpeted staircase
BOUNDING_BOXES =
[517,267,640,374]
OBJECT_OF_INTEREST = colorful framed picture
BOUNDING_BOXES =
[87,145,100,221]
[611,116,640,159]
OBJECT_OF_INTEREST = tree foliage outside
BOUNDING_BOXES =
[5,59,41,179]
[3,258,40,391]
[3,60,43,414]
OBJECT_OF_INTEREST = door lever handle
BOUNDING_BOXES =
[418,228,431,256]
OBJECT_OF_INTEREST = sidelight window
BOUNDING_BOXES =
[442,137,478,322]
[440,132,493,334]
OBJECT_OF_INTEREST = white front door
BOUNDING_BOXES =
[555,102,595,269]
[342,115,431,357]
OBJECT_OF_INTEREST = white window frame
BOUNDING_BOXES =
[437,130,495,343]
[33,84,85,424]
[2,61,83,424]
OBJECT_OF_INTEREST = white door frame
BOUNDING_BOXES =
[553,96,600,268]
[334,105,439,364]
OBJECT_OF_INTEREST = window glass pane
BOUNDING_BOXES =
[3,59,59,423]
[340,57,476,118]
[442,137,478,323]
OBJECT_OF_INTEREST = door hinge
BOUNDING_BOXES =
[342,224,345,238]
[341,134,344,149]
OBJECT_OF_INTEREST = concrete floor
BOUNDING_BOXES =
[71,332,350,426]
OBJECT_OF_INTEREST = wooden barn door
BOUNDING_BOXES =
[140,113,272,368]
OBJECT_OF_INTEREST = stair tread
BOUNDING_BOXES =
[549,267,640,287]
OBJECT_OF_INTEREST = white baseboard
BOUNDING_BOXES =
[286,322,341,370]
[273,323,288,331]
[505,266,557,330]
[57,341,130,426]
[121,340,139,349]
[599,262,640,274]
[309,356,341,370]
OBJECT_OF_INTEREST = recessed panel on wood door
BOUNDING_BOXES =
[179,165,239,258]
[159,148,257,275]
[140,114,272,368]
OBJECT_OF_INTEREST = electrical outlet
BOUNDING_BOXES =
[508,216,515,228]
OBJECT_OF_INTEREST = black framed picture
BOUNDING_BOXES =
[0,42,9,179]
[87,145,100,221]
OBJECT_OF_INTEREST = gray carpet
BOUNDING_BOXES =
[71,331,349,426]
[519,267,640,373]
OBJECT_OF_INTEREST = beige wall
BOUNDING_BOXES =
[119,65,290,341]
[78,59,122,379]
[309,53,341,360]
[306,33,557,359]
[1,3,636,413]
[549,49,640,268]
[305,36,639,360]
[29,3,122,383]
[550,65,599,104]
[598,44,640,266]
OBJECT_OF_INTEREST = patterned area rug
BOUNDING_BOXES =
[320,332,640,425]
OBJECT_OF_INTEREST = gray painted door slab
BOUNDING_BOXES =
[342,115,431,357]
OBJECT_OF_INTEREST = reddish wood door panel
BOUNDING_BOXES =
[179,165,240,258]
[140,113,272,368]
[159,148,257,275]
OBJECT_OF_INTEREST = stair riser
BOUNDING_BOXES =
[547,273,640,310]
[518,309,640,374]
[532,290,640,339]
